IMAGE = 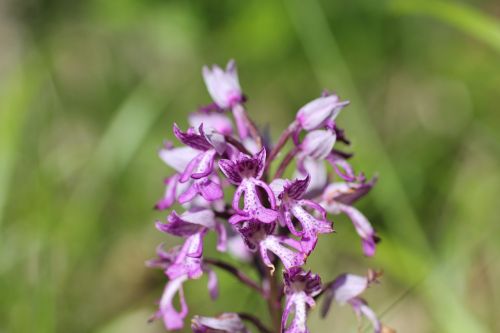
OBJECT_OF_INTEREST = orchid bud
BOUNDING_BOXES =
[202,60,243,109]
[296,94,349,130]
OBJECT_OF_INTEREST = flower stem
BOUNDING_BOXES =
[238,312,273,333]
[274,147,298,179]
[232,103,263,148]
[266,268,282,332]
[204,258,265,296]
[268,123,296,163]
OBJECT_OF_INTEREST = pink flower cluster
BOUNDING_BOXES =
[148,60,392,333]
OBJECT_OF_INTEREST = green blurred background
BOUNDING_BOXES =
[1,0,499,332]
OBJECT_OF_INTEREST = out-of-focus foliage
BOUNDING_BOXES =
[0,0,499,332]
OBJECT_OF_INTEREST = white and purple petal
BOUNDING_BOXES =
[159,146,199,173]
[192,313,249,333]
[296,94,349,131]
[337,204,378,257]
[189,112,233,136]
[156,275,189,331]
[202,60,243,109]
[173,123,213,151]
[300,129,336,160]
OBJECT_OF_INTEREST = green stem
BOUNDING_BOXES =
[266,269,282,332]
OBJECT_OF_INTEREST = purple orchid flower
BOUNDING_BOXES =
[155,274,189,330]
[237,221,305,274]
[202,60,255,140]
[321,180,379,256]
[299,129,337,160]
[155,174,182,210]
[153,268,219,331]
[296,94,349,131]
[203,60,243,109]
[282,268,322,333]
[272,176,333,254]
[173,124,227,204]
[291,127,337,200]
[156,209,226,279]
[149,210,223,331]
[325,150,361,183]
[157,141,206,210]
[218,149,279,225]
[321,272,383,333]
[192,313,249,333]
[156,174,224,211]
[147,243,220,296]
[147,244,219,331]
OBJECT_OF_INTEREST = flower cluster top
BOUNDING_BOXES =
[148,60,393,333]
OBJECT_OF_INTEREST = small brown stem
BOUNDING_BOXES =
[274,147,298,179]
[266,268,282,332]
[232,103,263,149]
[245,114,263,149]
[205,258,265,296]
[267,123,296,165]
[238,312,273,333]
[225,135,252,155]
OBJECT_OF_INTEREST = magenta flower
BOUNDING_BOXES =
[219,149,279,225]
[203,60,243,109]
[156,209,226,279]
[172,124,226,204]
[326,149,361,182]
[299,129,337,160]
[149,60,388,333]
[296,94,349,131]
[237,221,305,274]
[155,174,182,210]
[321,180,379,256]
[147,245,219,331]
[273,176,333,254]
[282,268,322,333]
[150,210,223,330]
[192,313,249,333]
[153,267,219,331]
[156,274,189,330]
[321,272,383,333]
[202,60,257,139]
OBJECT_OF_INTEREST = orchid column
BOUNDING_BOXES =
[149,60,394,333]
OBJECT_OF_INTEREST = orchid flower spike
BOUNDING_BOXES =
[150,60,386,333]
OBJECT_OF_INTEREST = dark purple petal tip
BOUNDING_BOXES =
[283,175,310,200]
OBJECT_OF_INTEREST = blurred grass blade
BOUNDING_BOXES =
[390,0,500,54]
[59,81,167,259]
[0,59,44,231]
